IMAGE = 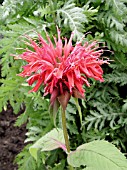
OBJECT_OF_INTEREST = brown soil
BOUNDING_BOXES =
[0,105,26,170]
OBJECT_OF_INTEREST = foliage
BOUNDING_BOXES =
[29,128,65,161]
[57,0,88,40]
[68,140,127,170]
[0,0,127,169]
[87,0,127,52]
[29,129,127,170]
[15,145,37,170]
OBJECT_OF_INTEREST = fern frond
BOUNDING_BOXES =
[57,0,87,40]
[104,52,127,86]
[0,20,47,77]
[15,113,28,127]
[83,3,98,21]
[97,0,127,52]
[84,109,125,131]
[105,72,127,86]
[15,145,37,170]
[109,30,127,47]
[0,75,25,113]
[84,81,124,131]
[0,0,40,24]
[109,53,127,70]
[106,0,127,20]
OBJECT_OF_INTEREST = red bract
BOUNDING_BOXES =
[16,29,109,109]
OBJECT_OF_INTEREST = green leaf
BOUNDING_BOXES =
[15,145,37,170]
[67,140,127,170]
[122,100,127,112]
[29,128,66,161]
[49,99,60,127]
[57,0,87,40]
[74,98,82,127]
[15,113,28,127]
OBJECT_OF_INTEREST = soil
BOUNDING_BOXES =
[0,104,26,170]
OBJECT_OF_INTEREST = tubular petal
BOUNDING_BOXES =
[15,28,109,109]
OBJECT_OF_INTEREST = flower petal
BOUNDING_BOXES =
[29,77,43,92]
[66,71,74,93]
[64,32,74,58]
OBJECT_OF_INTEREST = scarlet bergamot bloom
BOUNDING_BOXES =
[15,28,109,109]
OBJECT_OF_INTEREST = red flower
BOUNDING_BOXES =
[16,28,109,110]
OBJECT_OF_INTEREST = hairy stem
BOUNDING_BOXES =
[61,107,74,170]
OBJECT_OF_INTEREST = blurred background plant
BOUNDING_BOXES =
[0,0,127,169]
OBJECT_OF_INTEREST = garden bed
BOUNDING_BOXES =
[0,105,26,170]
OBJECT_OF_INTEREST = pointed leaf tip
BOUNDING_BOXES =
[29,147,38,161]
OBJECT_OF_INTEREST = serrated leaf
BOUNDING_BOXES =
[29,126,42,133]
[68,140,127,170]
[25,137,38,143]
[57,0,87,40]
[15,113,28,127]
[29,128,66,161]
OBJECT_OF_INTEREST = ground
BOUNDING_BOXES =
[0,105,26,170]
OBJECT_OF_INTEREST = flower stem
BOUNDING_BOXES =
[61,107,74,170]
[61,107,70,153]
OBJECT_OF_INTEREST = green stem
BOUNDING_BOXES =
[61,107,74,170]
[61,107,70,153]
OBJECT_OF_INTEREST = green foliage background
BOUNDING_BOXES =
[0,0,127,169]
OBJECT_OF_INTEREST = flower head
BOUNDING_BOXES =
[16,28,109,110]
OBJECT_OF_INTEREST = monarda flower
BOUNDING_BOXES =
[15,28,109,110]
